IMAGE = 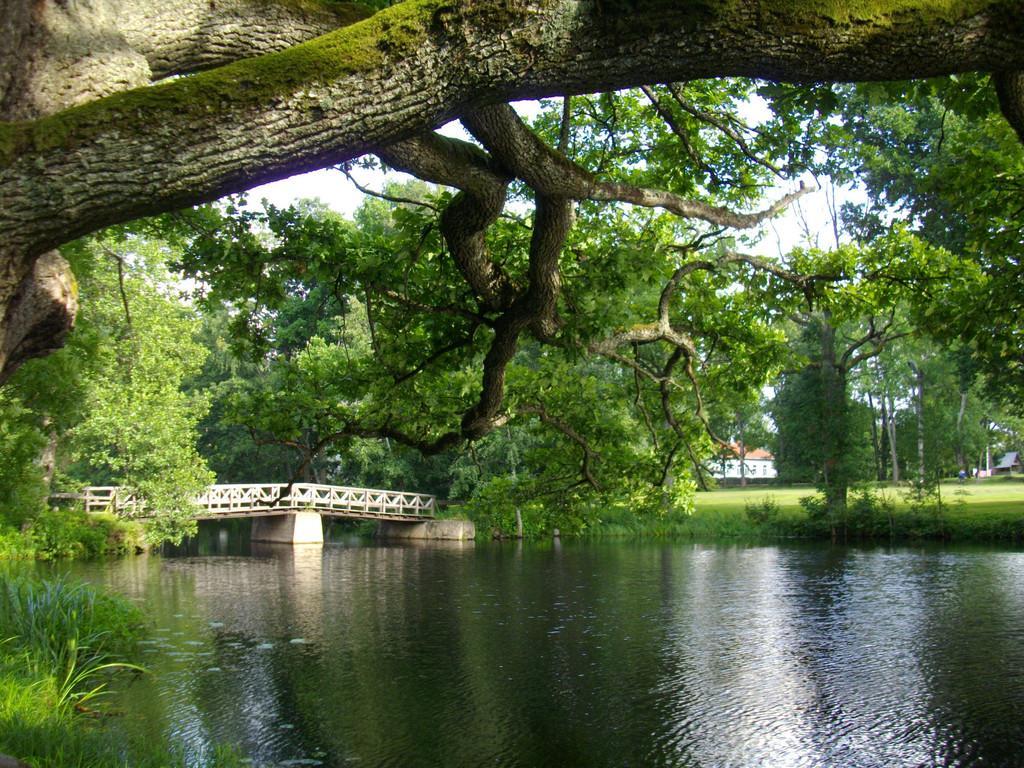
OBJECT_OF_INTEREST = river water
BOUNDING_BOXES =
[56,533,1024,767]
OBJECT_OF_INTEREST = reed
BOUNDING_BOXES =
[0,574,144,711]
[0,574,244,767]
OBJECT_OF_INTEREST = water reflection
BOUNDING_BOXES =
[61,539,1024,767]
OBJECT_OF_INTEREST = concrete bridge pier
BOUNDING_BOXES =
[377,519,475,541]
[251,512,324,544]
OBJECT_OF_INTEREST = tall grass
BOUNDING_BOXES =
[0,574,144,712]
[0,574,245,767]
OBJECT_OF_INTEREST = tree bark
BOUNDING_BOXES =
[908,361,926,486]
[996,71,1024,144]
[819,312,848,522]
[886,394,901,485]
[0,0,369,383]
[5,2,1024,259]
[1,0,1024,380]
[38,416,57,490]
[868,391,887,483]
[0,0,369,120]
[0,250,78,382]
[955,389,969,471]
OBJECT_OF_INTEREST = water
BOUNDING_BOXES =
[56,535,1024,767]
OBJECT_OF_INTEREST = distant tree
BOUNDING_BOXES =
[764,232,963,523]
[55,233,213,544]
[829,77,1024,403]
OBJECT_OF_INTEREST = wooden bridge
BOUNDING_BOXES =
[80,482,436,522]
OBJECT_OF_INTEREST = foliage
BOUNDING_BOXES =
[0,391,49,528]
[0,228,214,551]
[170,170,791,534]
[0,527,35,560]
[4,73,1021,544]
[0,574,144,698]
[826,76,1024,403]
[698,482,1024,542]
[27,510,143,560]
[744,496,781,526]
[59,233,214,545]
[0,574,245,767]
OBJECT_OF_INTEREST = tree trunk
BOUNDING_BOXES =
[738,434,747,488]
[885,395,900,485]
[819,313,847,530]
[0,251,78,384]
[908,361,926,486]
[955,389,969,471]
[868,392,883,482]
[508,427,523,539]
[878,394,891,482]
[38,417,58,490]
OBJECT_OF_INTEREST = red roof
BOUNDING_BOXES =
[726,443,774,460]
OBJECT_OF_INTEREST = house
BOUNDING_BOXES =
[712,444,777,484]
[993,451,1021,475]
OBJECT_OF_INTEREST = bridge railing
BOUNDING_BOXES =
[82,486,145,516]
[80,482,435,519]
[194,483,436,517]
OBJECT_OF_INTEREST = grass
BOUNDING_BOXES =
[696,477,1024,516]
[689,477,1024,543]
[581,477,1024,542]
[0,573,244,767]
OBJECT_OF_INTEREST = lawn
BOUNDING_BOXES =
[696,477,1024,514]
[691,477,1024,542]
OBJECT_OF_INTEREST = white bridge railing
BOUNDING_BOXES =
[81,483,436,520]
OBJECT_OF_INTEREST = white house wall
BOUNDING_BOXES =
[713,459,778,480]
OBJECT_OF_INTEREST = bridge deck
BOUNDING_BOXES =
[80,482,436,522]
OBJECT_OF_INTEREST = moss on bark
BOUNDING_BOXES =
[0,0,453,164]
[0,0,1021,166]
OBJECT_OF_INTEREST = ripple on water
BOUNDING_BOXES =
[86,542,1024,768]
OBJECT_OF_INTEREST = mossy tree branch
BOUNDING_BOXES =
[1,0,1024,383]
[3,0,1024,259]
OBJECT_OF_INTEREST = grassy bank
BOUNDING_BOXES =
[0,508,144,561]
[0,573,242,767]
[590,478,1024,542]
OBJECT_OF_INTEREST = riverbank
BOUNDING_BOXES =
[589,478,1024,543]
[0,508,143,561]
[0,573,242,768]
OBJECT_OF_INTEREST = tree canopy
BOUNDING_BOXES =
[1,0,1024,382]
[2,1,1024,541]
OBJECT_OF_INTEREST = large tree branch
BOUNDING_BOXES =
[464,104,810,227]
[639,85,722,187]
[1,0,1023,384]
[125,1,371,82]
[4,0,1024,262]
[1,0,370,120]
[377,133,517,309]
[996,70,1024,144]
[664,83,787,179]
[519,403,601,491]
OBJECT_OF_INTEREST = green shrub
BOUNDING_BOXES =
[28,508,143,559]
[798,493,828,520]
[745,496,781,526]
[0,526,34,559]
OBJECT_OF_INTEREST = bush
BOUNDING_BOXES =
[0,526,34,559]
[798,493,828,520]
[28,508,143,560]
[745,496,781,526]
